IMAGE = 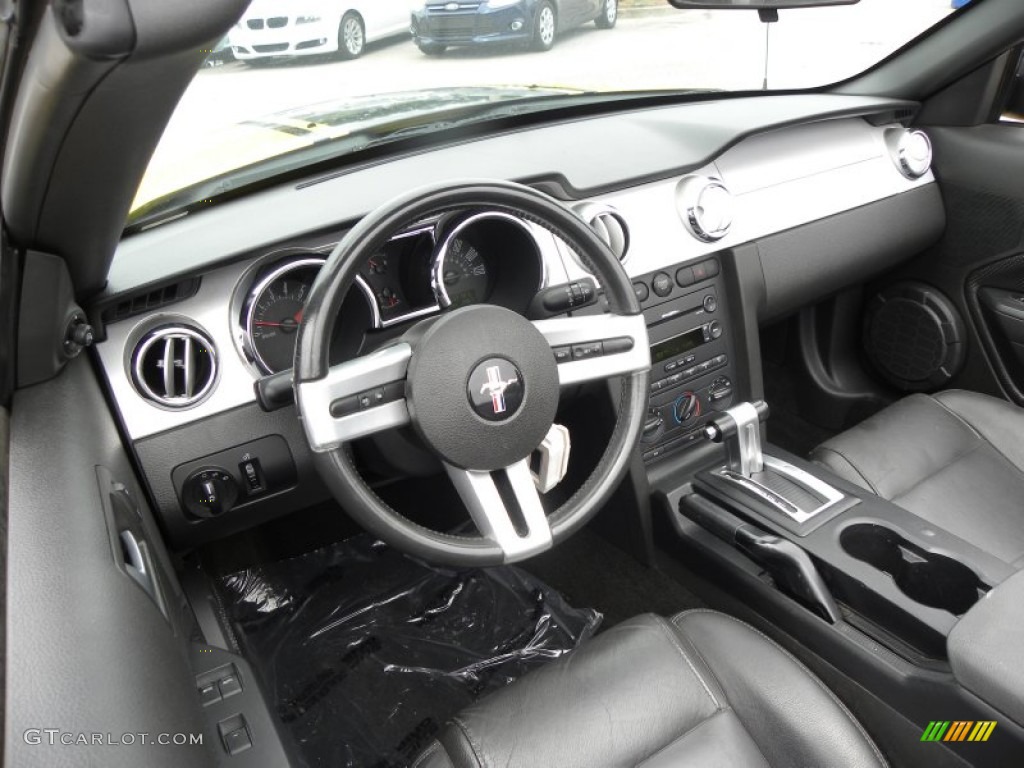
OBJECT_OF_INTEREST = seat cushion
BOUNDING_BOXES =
[811,390,1024,567]
[415,611,885,768]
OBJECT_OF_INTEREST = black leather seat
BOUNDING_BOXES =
[812,390,1024,568]
[415,611,885,767]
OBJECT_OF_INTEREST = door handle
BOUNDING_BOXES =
[119,530,157,602]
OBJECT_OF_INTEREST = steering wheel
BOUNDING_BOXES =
[294,180,650,565]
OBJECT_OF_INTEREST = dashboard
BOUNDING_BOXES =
[90,94,946,547]
[234,212,548,376]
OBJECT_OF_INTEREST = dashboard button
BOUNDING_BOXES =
[675,267,694,287]
[602,336,634,355]
[664,361,678,372]
[692,262,709,282]
[642,447,663,461]
[709,321,723,339]
[652,272,673,298]
[572,342,602,360]
[704,258,720,277]
[239,458,265,494]
[703,295,718,313]
[633,281,650,303]
[553,346,572,363]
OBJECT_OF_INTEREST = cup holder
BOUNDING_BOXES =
[840,524,987,616]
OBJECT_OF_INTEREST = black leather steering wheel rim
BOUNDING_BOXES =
[294,180,650,566]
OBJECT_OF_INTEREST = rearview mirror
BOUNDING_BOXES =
[668,0,859,9]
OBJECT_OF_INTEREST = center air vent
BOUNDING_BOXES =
[574,202,630,264]
[676,175,734,243]
[131,326,217,408]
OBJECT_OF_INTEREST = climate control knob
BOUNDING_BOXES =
[642,409,664,443]
[708,377,735,410]
[673,392,701,425]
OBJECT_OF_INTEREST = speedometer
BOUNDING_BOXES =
[435,234,491,308]
[245,259,323,374]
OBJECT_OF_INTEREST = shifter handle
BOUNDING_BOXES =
[703,400,769,477]
[703,400,769,442]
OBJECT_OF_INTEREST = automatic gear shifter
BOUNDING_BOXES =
[703,401,770,477]
[702,400,848,524]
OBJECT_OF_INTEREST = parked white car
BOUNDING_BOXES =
[229,0,412,61]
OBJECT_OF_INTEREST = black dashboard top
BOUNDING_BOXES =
[105,94,916,298]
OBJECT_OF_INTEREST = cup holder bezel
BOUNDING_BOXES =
[839,522,988,616]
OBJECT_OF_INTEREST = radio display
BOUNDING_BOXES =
[651,327,705,364]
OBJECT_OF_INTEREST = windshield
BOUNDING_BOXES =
[133,0,959,223]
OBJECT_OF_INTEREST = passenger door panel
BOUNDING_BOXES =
[930,125,1024,404]
[867,122,1024,403]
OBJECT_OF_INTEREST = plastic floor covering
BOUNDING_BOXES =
[219,535,601,768]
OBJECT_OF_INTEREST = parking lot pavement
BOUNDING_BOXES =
[146,0,951,196]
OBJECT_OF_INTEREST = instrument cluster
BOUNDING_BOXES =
[237,211,546,374]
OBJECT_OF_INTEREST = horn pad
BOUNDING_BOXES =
[405,305,559,470]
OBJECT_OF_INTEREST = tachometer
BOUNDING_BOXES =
[245,259,323,374]
[243,258,380,374]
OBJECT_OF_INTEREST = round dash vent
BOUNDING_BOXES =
[131,326,217,408]
[574,202,630,264]
[885,128,932,180]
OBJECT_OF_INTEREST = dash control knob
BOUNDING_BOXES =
[673,392,701,425]
[652,272,673,298]
[642,408,664,443]
[182,467,239,519]
[708,377,735,410]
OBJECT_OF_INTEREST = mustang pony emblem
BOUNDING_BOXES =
[480,365,518,415]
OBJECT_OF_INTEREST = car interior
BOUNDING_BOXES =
[4,0,1024,766]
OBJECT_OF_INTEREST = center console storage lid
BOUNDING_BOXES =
[948,569,1024,726]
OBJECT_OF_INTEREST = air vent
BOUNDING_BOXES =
[574,202,630,265]
[131,326,217,408]
[885,128,932,179]
[676,176,733,243]
[103,278,201,324]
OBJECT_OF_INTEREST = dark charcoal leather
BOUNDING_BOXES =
[811,390,1024,567]
[948,569,1024,725]
[414,611,885,768]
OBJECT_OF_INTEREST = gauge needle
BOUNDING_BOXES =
[294,309,304,323]
[254,321,285,327]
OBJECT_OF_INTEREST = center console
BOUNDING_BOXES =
[630,251,1024,760]
[629,256,739,463]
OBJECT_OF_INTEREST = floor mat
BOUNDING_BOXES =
[218,535,600,768]
[525,528,705,627]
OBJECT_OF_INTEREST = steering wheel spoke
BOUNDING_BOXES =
[533,313,650,385]
[446,460,553,562]
[297,342,412,451]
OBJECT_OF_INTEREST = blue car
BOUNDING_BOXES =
[411,0,617,55]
